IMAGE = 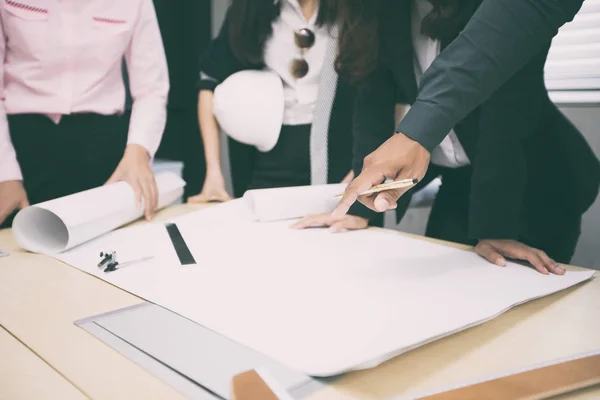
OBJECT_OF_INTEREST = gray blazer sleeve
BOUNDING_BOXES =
[396,0,584,151]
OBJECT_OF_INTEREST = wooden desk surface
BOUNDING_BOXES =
[1,204,599,400]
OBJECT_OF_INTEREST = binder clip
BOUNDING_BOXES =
[104,260,120,273]
[98,250,121,273]
[98,250,116,268]
[98,250,153,274]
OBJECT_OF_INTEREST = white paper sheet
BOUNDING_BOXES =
[243,184,346,222]
[13,172,185,254]
[56,199,595,377]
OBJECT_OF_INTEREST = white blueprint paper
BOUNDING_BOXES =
[12,172,185,254]
[243,184,346,222]
[57,198,595,377]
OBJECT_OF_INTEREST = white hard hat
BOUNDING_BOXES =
[213,70,284,153]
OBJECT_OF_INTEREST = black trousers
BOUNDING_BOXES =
[2,113,127,228]
[248,124,312,190]
[425,166,581,264]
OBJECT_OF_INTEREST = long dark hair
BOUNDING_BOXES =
[335,0,475,83]
[228,0,339,66]
[421,0,475,42]
[335,0,381,84]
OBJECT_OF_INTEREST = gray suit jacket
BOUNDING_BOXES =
[352,0,600,241]
[396,0,586,151]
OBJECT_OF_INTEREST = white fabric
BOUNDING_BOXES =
[213,70,285,152]
[411,0,470,168]
[264,0,331,125]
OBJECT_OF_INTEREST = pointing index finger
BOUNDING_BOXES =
[332,172,378,218]
[334,168,389,217]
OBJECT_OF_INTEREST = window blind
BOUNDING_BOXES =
[545,0,600,104]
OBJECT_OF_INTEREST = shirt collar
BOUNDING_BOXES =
[275,0,319,25]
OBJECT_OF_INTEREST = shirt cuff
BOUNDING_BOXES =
[348,202,384,228]
[197,72,219,92]
[0,154,23,183]
[127,98,167,159]
[198,79,218,92]
[395,101,453,153]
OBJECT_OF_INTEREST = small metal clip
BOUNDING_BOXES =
[104,261,120,273]
[98,250,116,268]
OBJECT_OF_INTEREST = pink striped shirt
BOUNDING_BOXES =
[0,0,169,182]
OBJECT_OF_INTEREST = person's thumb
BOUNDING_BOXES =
[373,189,401,212]
[187,195,203,204]
[19,196,30,209]
[105,171,120,186]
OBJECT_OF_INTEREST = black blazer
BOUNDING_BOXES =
[198,8,356,199]
[354,0,600,240]
[395,0,585,150]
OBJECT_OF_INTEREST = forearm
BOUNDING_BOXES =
[127,97,167,159]
[0,17,20,183]
[397,0,584,151]
[198,90,223,175]
[125,0,169,159]
[0,106,21,183]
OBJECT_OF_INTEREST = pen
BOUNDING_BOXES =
[104,256,154,273]
[334,178,419,198]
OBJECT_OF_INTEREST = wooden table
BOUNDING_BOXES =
[1,204,599,400]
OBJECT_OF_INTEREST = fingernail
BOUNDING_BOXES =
[495,258,506,267]
[557,265,566,274]
[374,198,389,212]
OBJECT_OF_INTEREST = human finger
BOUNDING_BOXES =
[139,177,155,220]
[0,203,15,225]
[371,168,424,212]
[129,178,143,210]
[329,216,368,233]
[341,170,354,184]
[291,214,337,229]
[19,196,30,209]
[105,170,121,185]
[187,193,210,204]
[333,169,386,217]
[505,245,549,275]
[536,250,564,275]
[475,242,506,267]
[146,175,159,219]
[216,190,233,202]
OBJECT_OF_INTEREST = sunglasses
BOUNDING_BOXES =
[290,28,315,79]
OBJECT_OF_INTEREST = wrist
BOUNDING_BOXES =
[124,144,150,160]
[206,166,224,178]
[393,132,430,155]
